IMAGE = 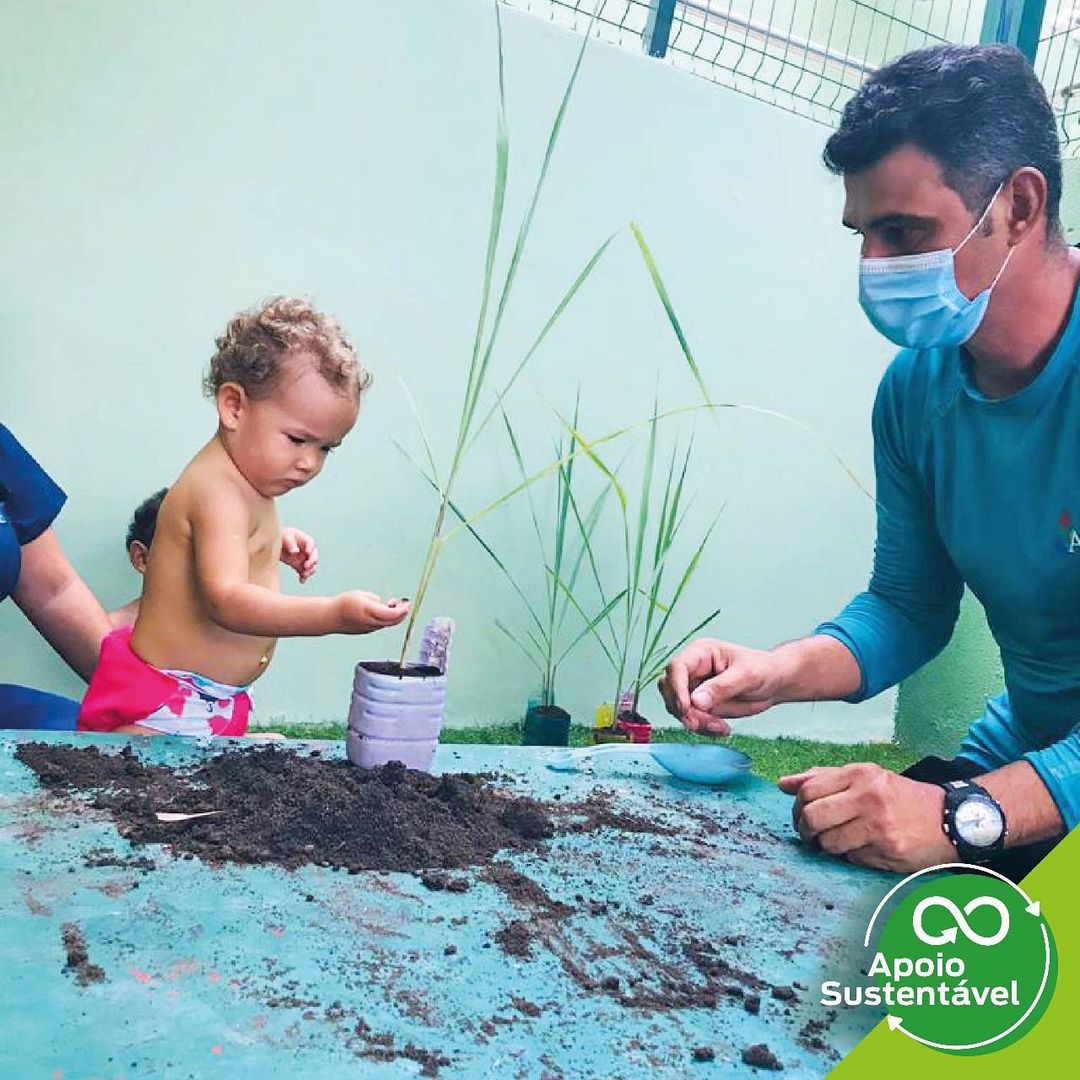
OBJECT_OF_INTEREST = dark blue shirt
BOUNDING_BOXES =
[0,424,66,602]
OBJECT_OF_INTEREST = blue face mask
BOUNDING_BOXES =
[858,183,1013,349]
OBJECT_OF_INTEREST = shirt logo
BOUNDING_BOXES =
[1058,510,1080,553]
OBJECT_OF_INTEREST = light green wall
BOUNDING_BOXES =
[0,0,900,736]
[894,591,1004,757]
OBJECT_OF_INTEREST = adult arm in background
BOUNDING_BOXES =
[13,527,111,682]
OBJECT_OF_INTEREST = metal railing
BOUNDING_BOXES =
[504,0,984,124]
[1036,0,1080,153]
[505,1,1080,155]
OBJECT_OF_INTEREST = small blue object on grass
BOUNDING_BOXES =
[547,741,753,786]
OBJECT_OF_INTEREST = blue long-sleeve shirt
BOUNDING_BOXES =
[817,293,1080,832]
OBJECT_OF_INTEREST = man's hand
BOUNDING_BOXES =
[658,638,789,735]
[335,591,410,634]
[778,763,956,873]
[280,527,318,584]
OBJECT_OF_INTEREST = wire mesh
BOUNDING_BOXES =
[503,0,985,124]
[1036,0,1080,155]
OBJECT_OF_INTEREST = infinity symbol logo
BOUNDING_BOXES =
[913,895,1011,947]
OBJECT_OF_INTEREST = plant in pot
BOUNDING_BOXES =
[348,6,613,768]
[566,399,724,745]
[427,399,626,747]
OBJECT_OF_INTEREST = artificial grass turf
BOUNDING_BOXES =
[254,721,917,784]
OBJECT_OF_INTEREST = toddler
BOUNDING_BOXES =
[80,297,408,736]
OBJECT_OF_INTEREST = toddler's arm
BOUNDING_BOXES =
[191,491,407,637]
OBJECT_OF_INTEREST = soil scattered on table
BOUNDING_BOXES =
[61,922,105,986]
[354,1017,450,1078]
[18,741,848,1066]
[83,848,157,872]
[742,1043,783,1070]
[691,1046,716,1062]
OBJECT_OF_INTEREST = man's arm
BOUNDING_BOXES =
[662,635,863,733]
[13,527,111,682]
[814,364,964,701]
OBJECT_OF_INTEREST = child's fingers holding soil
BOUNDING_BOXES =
[335,592,410,633]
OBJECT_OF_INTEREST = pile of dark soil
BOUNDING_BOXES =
[17,743,563,874]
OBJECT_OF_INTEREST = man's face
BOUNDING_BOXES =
[842,144,1009,301]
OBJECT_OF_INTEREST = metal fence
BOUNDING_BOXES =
[505,0,1080,154]
[1036,0,1080,153]
[504,1,985,124]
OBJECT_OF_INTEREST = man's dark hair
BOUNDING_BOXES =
[824,44,1063,236]
[125,488,168,550]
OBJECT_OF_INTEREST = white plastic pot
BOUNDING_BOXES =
[346,662,447,771]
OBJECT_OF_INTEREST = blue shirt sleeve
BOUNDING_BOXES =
[815,361,963,702]
[0,423,66,545]
[1024,735,1080,832]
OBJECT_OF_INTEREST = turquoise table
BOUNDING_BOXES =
[0,734,892,1078]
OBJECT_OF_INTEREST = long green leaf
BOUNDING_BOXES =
[556,589,629,666]
[392,438,549,643]
[441,401,871,548]
[494,619,545,674]
[468,230,618,452]
[501,409,547,557]
[398,376,441,490]
[549,572,621,670]
[400,1,513,663]
[641,514,724,679]
[464,9,594,429]
[631,221,712,410]
[641,606,723,687]
[555,468,617,636]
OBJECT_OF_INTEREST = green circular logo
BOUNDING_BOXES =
[870,868,1056,1054]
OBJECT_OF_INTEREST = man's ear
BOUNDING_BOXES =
[128,540,149,574]
[216,382,247,431]
[1004,167,1049,244]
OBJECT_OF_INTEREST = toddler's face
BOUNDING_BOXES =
[226,353,359,498]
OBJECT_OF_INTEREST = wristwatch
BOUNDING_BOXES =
[941,779,1008,863]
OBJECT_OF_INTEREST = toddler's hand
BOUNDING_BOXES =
[335,591,411,634]
[281,527,318,583]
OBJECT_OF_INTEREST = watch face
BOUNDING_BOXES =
[955,796,1004,848]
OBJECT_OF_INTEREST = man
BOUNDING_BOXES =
[660,44,1078,882]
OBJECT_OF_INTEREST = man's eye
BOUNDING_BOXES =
[321,445,335,455]
[287,435,305,445]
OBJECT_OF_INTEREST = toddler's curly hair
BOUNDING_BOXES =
[204,296,371,401]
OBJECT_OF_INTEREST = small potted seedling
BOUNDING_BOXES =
[565,400,723,743]
[346,618,454,772]
[462,402,623,748]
